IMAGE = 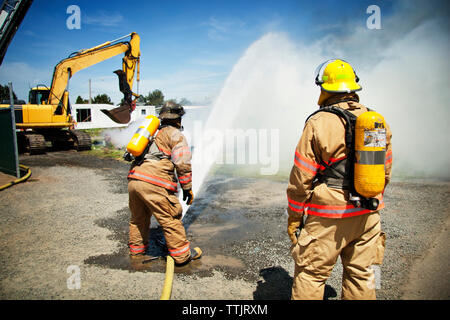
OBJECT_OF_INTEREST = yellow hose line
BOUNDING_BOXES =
[160,255,175,300]
[0,165,32,191]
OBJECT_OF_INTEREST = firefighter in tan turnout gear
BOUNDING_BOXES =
[287,59,393,300]
[127,101,202,265]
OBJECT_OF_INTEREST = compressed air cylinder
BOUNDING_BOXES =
[126,115,160,157]
[354,111,386,198]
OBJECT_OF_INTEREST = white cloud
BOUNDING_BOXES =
[138,69,228,104]
[83,11,124,27]
[0,62,50,100]
[203,16,246,41]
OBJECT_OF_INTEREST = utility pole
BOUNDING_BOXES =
[88,78,92,104]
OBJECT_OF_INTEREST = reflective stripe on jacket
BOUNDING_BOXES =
[128,170,178,191]
[286,93,393,219]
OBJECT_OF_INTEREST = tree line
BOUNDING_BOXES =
[76,89,192,106]
[0,84,192,106]
[0,84,17,102]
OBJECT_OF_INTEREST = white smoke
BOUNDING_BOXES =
[103,120,144,149]
[361,20,450,178]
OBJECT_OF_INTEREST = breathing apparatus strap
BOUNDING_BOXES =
[142,124,180,162]
[307,106,356,149]
[316,158,351,190]
[307,106,357,191]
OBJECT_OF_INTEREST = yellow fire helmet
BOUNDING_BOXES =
[315,59,362,93]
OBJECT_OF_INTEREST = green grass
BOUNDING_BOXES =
[79,128,105,136]
[79,128,128,161]
[85,145,125,161]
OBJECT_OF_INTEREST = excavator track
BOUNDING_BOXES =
[22,132,46,155]
[69,129,92,151]
[17,129,92,154]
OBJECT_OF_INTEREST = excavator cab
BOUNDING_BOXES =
[28,86,50,105]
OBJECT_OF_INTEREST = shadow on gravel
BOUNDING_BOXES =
[253,266,292,300]
[253,266,337,300]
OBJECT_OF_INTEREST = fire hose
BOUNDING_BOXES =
[160,255,174,300]
[0,165,32,191]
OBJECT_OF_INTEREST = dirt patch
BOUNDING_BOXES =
[0,171,16,186]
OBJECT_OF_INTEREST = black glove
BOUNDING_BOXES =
[183,189,194,205]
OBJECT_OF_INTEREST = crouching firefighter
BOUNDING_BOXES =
[125,101,202,265]
[286,59,393,300]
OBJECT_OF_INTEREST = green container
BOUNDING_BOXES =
[0,105,19,178]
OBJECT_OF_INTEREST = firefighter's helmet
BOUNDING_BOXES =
[315,59,362,93]
[159,101,185,120]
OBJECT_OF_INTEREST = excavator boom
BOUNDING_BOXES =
[48,32,140,123]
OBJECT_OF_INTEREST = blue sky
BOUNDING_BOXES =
[0,0,397,104]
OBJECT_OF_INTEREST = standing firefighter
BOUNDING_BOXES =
[127,101,202,265]
[287,59,393,300]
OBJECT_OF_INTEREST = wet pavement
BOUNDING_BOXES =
[82,171,291,287]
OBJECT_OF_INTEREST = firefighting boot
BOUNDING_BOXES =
[190,247,202,261]
[174,247,202,267]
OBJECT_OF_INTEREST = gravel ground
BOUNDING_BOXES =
[0,151,449,300]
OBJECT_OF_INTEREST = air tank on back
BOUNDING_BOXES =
[354,111,387,198]
[126,115,160,157]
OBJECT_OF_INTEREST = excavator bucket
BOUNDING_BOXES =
[101,104,132,124]
[101,70,135,124]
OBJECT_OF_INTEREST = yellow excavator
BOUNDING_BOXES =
[0,32,141,154]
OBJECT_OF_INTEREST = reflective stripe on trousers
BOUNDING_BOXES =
[128,170,177,191]
[168,243,190,257]
[129,244,148,254]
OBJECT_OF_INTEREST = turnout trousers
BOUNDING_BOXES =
[128,179,191,264]
[291,211,385,300]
